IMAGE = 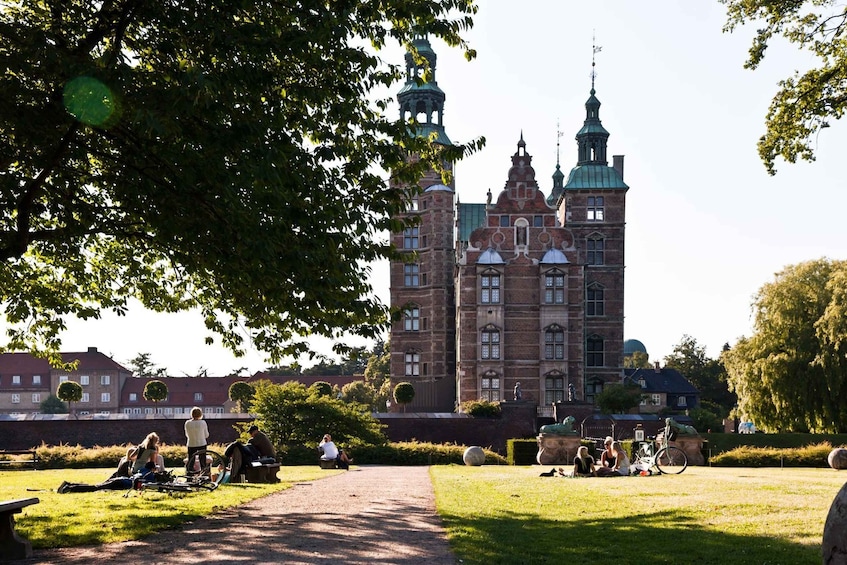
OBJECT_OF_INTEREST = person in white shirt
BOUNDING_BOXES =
[318,434,352,469]
[184,406,209,474]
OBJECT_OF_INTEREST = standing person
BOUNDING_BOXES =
[184,406,209,475]
[319,434,352,470]
[247,425,276,459]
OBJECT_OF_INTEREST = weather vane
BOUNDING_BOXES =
[592,31,602,90]
[556,119,563,167]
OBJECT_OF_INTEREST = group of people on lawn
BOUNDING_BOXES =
[58,406,349,493]
[554,436,631,478]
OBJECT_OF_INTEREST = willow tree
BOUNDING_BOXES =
[0,1,481,365]
[723,259,847,432]
[721,0,847,174]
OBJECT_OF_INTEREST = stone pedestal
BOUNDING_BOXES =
[671,436,705,466]
[536,434,581,466]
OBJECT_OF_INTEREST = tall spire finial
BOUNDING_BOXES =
[591,31,602,92]
[556,119,563,167]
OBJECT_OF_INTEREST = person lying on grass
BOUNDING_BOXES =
[57,461,157,493]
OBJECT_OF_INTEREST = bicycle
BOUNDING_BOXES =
[631,425,688,475]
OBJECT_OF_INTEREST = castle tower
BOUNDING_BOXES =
[389,37,457,411]
[556,74,629,402]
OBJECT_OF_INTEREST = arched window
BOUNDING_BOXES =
[544,325,565,360]
[545,372,565,404]
[587,335,604,367]
[481,325,501,360]
[586,283,605,316]
[544,269,565,304]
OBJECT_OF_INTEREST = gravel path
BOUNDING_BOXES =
[24,466,458,564]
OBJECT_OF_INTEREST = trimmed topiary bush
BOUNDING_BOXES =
[460,399,502,418]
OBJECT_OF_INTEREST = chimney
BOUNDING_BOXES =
[613,155,625,180]
[87,347,98,353]
[654,361,661,373]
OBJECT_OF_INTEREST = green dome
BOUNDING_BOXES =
[623,339,647,356]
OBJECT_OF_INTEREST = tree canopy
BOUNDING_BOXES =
[663,335,735,412]
[142,379,168,403]
[126,352,167,378]
[723,258,847,432]
[721,0,847,174]
[0,1,480,365]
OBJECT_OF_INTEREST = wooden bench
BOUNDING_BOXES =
[0,450,39,470]
[0,497,39,560]
[244,461,280,484]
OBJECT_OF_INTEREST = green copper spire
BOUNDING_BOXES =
[397,36,451,145]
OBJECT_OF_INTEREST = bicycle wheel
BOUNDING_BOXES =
[654,446,687,474]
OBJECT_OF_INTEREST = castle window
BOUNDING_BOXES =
[585,377,604,404]
[587,196,604,221]
[405,352,420,377]
[545,373,565,404]
[409,198,419,212]
[544,270,565,304]
[403,227,419,249]
[499,215,509,227]
[404,307,420,331]
[404,263,420,286]
[480,272,501,304]
[587,335,605,367]
[481,372,500,402]
[544,325,565,360]
[533,215,543,227]
[587,236,604,265]
[587,283,605,316]
[481,326,501,360]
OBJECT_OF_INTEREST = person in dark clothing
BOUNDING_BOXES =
[107,446,138,480]
[58,461,156,493]
[571,446,596,477]
[247,425,276,459]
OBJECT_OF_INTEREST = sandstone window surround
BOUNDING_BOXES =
[544,270,565,304]
[544,372,566,404]
[480,270,501,304]
[544,325,565,360]
[480,325,501,360]
[481,371,500,402]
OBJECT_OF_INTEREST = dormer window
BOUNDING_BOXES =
[638,378,646,389]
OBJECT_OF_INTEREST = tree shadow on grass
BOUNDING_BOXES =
[440,508,819,565]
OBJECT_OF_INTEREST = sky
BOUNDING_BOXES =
[57,1,847,375]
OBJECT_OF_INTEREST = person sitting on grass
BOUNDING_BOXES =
[598,436,616,469]
[58,461,157,493]
[106,446,138,480]
[318,434,352,470]
[570,445,596,477]
[595,441,631,477]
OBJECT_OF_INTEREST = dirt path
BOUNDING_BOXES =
[24,466,458,564]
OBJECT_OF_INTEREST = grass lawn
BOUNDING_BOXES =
[0,466,342,549]
[431,465,846,565]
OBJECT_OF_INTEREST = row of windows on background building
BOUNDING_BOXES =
[402,229,606,266]
[406,195,605,222]
[6,392,111,404]
[403,333,606,378]
[6,374,114,386]
[478,373,590,404]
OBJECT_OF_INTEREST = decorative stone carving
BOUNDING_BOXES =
[539,416,577,436]
[536,434,581,466]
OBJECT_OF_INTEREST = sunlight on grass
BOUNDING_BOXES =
[431,465,846,565]
[1,467,342,548]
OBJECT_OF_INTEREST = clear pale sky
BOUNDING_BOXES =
[57,1,847,375]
